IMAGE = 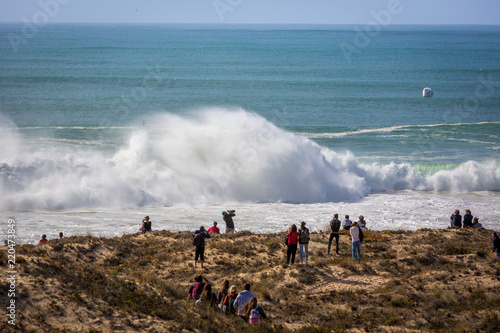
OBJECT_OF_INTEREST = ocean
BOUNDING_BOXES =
[1,24,499,244]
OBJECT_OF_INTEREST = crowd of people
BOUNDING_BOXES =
[37,207,495,264]
[450,209,483,228]
[139,208,493,266]
[325,214,366,262]
[279,214,369,265]
[188,275,267,325]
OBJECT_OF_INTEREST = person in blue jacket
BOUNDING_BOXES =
[492,232,500,258]
[463,209,473,228]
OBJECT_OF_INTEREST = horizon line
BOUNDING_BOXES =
[0,21,499,27]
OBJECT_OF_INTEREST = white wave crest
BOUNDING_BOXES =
[0,108,499,211]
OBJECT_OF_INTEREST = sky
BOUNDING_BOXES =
[1,0,500,25]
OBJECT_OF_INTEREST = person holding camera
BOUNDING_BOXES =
[222,210,236,233]
[138,216,152,234]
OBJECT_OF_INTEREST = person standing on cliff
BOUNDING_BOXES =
[492,232,500,258]
[328,213,341,255]
[222,210,236,233]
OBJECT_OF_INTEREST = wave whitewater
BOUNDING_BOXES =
[301,121,500,139]
[1,109,499,211]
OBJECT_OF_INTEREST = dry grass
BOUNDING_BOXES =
[0,227,499,332]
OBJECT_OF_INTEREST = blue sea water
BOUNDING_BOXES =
[0,24,499,243]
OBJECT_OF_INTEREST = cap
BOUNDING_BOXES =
[301,221,306,226]
[222,211,226,215]
[144,216,150,220]
[213,221,217,225]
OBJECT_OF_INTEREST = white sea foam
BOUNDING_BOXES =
[0,108,499,211]
[301,121,500,139]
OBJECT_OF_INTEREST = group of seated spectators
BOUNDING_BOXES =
[188,275,267,325]
[450,209,483,228]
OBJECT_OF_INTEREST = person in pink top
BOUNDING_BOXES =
[207,221,220,234]
[286,224,299,266]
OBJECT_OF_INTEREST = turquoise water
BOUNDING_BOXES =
[2,24,499,164]
[0,24,499,215]
[1,24,500,243]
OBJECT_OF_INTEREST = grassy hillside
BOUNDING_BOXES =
[1,227,499,332]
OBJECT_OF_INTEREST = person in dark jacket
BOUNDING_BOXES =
[222,210,236,233]
[298,221,310,264]
[328,213,341,254]
[450,210,462,228]
[463,209,473,228]
[194,226,211,268]
[492,232,500,258]
[139,216,152,234]
[472,217,483,228]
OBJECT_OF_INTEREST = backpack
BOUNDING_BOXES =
[227,294,237,314]
[359,227,364,243]
[299,228,309,243]
[192,282,203,299]
[248,307,262,325]
[330,219,340,233]
[193,232,203,246]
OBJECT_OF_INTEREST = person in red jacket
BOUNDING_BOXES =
[39,234,48,243]
[207,221,220,234]
[286,224,299,266]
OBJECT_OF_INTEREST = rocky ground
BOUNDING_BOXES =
[1,227,499,332]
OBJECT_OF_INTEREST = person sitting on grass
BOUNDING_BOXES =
[343,215,352,230]
[196,283,218,309]
[222,285,238,315]
[217,280,229,311]
[450,209,462,228]
[472,217,483,228]
[188,274,210,301]
[463,209,473,228]
[233,283,255,317]
[138,216,152,234]
[39,234,48,243]
[358,215,367,230]
[242,296,267,325]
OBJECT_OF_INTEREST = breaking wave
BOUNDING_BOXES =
[1,108,499,211]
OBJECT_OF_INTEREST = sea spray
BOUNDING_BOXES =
[0,108,499,211]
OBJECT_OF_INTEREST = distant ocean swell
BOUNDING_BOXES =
[0,108,499,211]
